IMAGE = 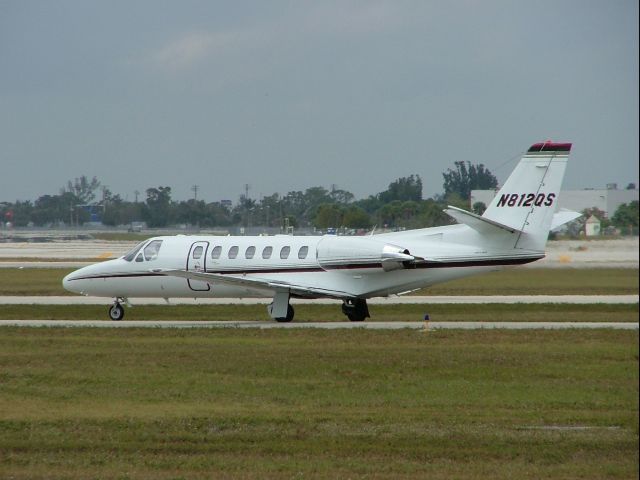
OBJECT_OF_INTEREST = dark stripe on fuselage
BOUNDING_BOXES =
[67,256,542,282]
[66,273,166,281]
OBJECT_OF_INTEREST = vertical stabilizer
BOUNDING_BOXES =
[482,142,571,251]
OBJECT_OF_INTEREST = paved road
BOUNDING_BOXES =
[1,320,637,330]
[1,295,638,305]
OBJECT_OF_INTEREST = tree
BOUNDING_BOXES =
[330,188,354,204]
[313,204,343,229]
[611,201,639,234]
[144,186,173,227]
[472,202,487,215]
[442,162,497,201]
[342,206,372,229]
[62,176,101,204]
[378,175,422,203]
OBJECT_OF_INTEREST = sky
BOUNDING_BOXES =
[1,0,638,204]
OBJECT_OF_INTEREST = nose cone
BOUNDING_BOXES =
[62,270,83,294]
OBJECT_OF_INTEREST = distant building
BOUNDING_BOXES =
[471,185,639,218]
[584,215,601,236]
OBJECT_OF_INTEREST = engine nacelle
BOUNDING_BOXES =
[316,236,414,272]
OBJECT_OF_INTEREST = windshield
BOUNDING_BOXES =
[122,241,146,262]
[144,240,163,261]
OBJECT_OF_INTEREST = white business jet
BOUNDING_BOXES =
[63,142,579,322]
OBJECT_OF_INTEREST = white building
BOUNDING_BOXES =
[471,185,638,218]
[584,215,601,236]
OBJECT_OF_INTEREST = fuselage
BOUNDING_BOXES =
[62,225,543,301]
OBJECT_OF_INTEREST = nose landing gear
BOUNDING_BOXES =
[108,298,127,321]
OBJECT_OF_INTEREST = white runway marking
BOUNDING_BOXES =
[0,320,637,330]
[1,295,637,305]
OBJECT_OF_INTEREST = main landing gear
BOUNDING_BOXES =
[108,298,126,321]
[342,298,370,322]
[267,303,295,323]
[267,291,370,323]
[267,290,294,322]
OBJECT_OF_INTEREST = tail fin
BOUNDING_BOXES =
[482,142,572,251]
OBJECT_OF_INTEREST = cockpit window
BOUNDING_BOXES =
[123,242,146,262]
[144,240,163,261]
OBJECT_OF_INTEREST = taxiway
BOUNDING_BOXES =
[1,320,637,330]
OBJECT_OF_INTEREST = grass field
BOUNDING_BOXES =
[0,327,637,479]
[0,303,637,322]
[0,267,638,296]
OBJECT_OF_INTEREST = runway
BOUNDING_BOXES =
[1,295,637,305]
[1,237,637,269]
[1,319,637,330]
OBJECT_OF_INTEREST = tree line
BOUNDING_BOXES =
[1,162,637,234]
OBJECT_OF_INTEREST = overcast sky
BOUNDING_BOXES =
[1,0,638,204]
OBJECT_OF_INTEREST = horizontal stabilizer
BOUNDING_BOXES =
[444,206,522,235]
[551,209,582,230]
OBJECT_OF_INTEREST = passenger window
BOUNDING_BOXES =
[144,240,163,261]
[246,246,256,259]
[135,253,144,262]
[262,246,273,259]
[280,246,291,259]
[193,246,203,259]
[298,246,309,259]
[211,246,222,259]
[228,246,239,259]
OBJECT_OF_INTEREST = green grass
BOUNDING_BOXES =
[0,267,638,296]
[0,328,637,479]
[413,267,639,295]
[0,303,637,322]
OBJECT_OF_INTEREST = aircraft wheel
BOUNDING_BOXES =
[275,304,294,323]
[342,298,369,322]
[109,303,125,321]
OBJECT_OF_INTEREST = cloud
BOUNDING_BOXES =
[150,30,248,71]
[147,2,409,73]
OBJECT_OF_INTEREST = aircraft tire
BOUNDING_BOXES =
[275,304,294,323]
[109,303,125,321]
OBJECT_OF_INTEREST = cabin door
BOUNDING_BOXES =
[186,241,211,291]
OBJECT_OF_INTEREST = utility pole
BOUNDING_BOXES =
[191,185,199,201]
[134,190,140,203]
[243,184,251,230]
[101,186,109,220]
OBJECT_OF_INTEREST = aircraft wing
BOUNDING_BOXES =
[153,269,354,299]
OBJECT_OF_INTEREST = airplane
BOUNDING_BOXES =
[63,141,580,322]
